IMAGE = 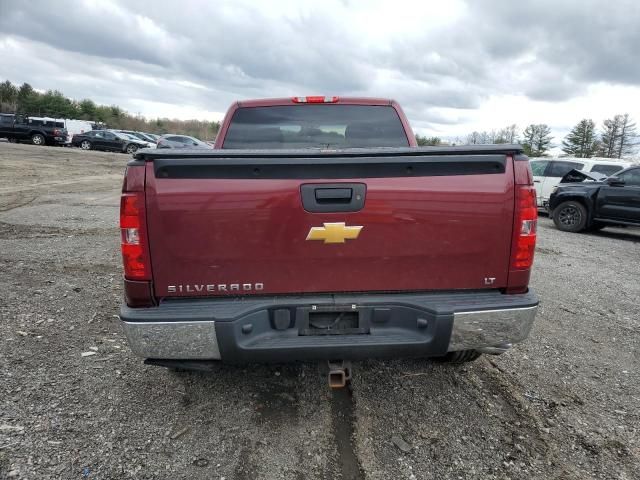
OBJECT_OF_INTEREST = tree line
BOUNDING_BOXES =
[0,79,220,140]
[421,117,637,159]
[3,78,637,154]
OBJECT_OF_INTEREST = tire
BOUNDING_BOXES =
[125,143,138,154]
[80,140,92,150]
[31,133,45,146]
[7,137,18,143]
[552,200,588,232]
[434,349,482,364]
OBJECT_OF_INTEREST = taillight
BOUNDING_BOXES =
[120,192,151,280]
[292,96,339,103]
[511,185,537,269]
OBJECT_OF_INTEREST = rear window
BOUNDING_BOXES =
[222,105,409,149]
[530,160,549,176]
[547,161,584,177]
[590,164,624,176]
[166,136,188,143]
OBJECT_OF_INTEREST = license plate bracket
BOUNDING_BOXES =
[298,305,370,336]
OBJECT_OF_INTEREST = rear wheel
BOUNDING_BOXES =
[31,133,45,146]
[7,137,18,143]
[80,140,92,150]
[434,349,482,364]
[553,201,588,232]
[126,143,138,154]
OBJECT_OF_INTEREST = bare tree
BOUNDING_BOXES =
[598,114,638,158]
[498,124,518,143]
[616,114,637,158]
[466,131,481,144]
[601,116,622,158]
[478,131,491,144]
[465,125,518,145]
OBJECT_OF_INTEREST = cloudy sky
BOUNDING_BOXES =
[1,0,639,148]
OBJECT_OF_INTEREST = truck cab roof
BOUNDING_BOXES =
[236,96,396,107]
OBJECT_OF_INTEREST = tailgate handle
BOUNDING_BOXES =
[315,188,352,203]
[301,183,366,213]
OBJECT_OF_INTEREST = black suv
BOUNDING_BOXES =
[549,166,640,232]
[0,114,68,146]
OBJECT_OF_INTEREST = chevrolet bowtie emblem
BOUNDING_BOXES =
[306,222,363,244]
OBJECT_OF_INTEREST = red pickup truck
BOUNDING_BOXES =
[119,96,538,380]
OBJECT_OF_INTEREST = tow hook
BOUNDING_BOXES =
[327,360,352,389]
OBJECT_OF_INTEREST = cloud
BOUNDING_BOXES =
[1,0,639,141]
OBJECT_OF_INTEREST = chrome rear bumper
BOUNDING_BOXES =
[121,290,538,362]
[123,321,220,359]
[448,306,537,353]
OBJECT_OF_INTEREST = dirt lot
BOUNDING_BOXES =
[1,141,638,480]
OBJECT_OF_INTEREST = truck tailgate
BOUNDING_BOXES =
[143,150,515,298]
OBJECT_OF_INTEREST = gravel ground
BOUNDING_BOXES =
[0,142,638,480]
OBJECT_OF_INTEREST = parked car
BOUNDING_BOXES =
[531,157,630,210]
[138,132,159,143]
[0,113,68,146]
[115,131,155,149]
[116,130,158,144]
[549,166,640,232]
[119,96,538,384]
[156,134,212,149]
[71,129,150,154]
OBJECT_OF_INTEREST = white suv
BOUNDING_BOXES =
[530,158,631,209]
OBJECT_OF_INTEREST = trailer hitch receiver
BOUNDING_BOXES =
[327,360,352,389]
